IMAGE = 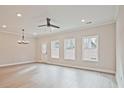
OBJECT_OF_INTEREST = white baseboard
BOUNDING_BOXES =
[0,61,35,67]
[116,75,124,88]
[1,60,115,74]
[37,61,115,74]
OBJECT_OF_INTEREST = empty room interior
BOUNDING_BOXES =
[0,5,124,88]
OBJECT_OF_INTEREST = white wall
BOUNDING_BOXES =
[0,23,116,75]
[36,23,116,74]
[116,6,124,87]
[0,32,36,66]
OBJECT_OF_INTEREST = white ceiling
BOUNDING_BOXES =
[0,5,117,36]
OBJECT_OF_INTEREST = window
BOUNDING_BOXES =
[64,38,75,60]
[41,43,47,54]
[51,40,60,58]
[82,35,98,61]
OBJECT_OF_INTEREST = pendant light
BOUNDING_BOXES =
[18,29,29,44]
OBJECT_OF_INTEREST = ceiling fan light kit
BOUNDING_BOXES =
[17,40,30,44]
[18,29,30,44]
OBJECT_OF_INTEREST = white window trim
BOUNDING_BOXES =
[64,38,76,60]
[41,43,47,55]
[82,35,99,62]
[51,40,60,59]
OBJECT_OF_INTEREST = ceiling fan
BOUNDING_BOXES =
[38,18,60,29]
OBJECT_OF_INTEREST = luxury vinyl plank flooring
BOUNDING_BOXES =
[0,63,117,88]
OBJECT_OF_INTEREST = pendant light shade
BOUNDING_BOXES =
[18,29,30,44]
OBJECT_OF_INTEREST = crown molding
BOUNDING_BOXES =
[37,20,116,38]
[0,19,116,38]
[0,30,35,38]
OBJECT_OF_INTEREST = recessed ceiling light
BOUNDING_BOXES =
[2,25,7,28]
[81,19,85,22]
[17,13,22,17]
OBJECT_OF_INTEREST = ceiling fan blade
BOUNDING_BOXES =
[50,24,60,28]
[38,25,47,27]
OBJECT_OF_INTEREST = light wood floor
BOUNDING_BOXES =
[0,63,117,88]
